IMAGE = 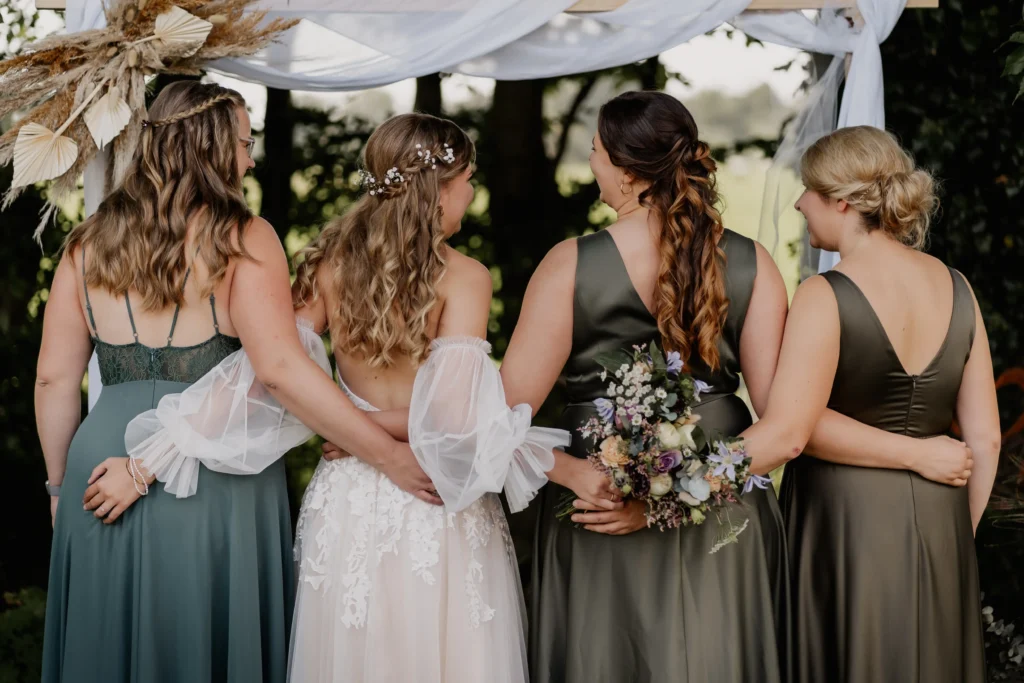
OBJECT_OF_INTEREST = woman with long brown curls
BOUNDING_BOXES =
[498,90,794,683]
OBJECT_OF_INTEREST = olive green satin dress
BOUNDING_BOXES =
[530,229,791,683]
[42,258,294,683]
[780,268,985,683]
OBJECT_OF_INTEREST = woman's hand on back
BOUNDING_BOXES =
[908,436,974,487]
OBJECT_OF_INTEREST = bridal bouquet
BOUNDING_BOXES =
[559,342,771,550]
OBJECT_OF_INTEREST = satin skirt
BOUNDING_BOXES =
[529,398,792,683]
[781,456,986,683]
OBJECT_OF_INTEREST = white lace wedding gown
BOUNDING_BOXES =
[288,337,568,683]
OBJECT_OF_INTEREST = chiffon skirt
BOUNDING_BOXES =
[43,380,294,683]
[289,456,529,683]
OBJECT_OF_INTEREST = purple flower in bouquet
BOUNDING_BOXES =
[594,397,615,423]
[709,441,744,482]
[654,450,683,473]
[665,351,683,375]
[693,379,711,400]
[743,474,773,494]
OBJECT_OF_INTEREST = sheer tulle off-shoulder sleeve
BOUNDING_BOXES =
[124,319,331,498]
[408,337,570,513]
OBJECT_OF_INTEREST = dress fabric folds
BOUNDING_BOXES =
[530,229,792,683]
[44,276,293,683]
[289,336,568,683]
[780,269,986,683]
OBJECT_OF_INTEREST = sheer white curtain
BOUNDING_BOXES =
[734,0,908,270]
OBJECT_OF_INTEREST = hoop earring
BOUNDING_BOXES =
[619,181,633,195]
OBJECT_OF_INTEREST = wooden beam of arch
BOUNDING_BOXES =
[32,0,940,12]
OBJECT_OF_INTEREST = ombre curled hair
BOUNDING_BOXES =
[292,113,475,368]
[598,91,728,370]
[65,81,251,309]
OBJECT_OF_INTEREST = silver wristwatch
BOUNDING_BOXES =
[45,480,61,496]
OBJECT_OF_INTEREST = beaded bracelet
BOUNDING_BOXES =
[125,456,150,497]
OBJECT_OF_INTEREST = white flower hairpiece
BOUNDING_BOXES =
[359,167,404,196]
[360,142,456,197]
[415,142,455,169]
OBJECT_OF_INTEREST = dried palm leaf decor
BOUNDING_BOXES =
[0,0,298,238]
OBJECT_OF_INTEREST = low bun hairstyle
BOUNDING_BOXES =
[801,126,937,249]
[598,91,728,370]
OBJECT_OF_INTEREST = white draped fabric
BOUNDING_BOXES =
[67,0,909,405]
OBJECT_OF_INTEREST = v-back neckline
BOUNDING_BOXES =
[830,268,958,379]
[599,230,658,321]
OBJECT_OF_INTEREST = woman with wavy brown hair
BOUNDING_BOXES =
[497,89,793,683]
[37,81,437,683]
[286,112,566,683]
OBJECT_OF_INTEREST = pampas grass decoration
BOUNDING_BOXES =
[0,0,299,238]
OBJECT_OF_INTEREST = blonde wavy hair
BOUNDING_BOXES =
[293,113,475,368]
[65,81,251,308]
[598,91,728,370]
[801,126,937,249]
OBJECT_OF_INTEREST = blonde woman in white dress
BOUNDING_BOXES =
[287,113,567,683]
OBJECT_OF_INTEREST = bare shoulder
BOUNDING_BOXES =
[790,274,838,315]
[442,247,493,296]
[752,240,783,282]
[533,237,578,283]
[238,216,284,257]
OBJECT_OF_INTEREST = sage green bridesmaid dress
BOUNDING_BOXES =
[530,229,791,683]
[780,268,985,683]
[42,252,294,683]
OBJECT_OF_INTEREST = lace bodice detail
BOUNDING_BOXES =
[81,245,241,386]
[96,335,243,386]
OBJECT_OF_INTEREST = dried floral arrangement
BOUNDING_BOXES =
[0,0,297,236]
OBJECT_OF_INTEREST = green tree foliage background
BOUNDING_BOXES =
[2,3,1023,682]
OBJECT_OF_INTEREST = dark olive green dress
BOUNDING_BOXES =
[43,256,294,683]
[530,229,791,683]
[780,268,985,683]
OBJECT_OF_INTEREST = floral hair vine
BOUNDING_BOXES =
[359,141,456,197]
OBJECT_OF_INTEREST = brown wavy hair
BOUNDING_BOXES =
[598,91,728,370]
[802,126,937,250]
[293,113,475,368]
[65,81,251,308]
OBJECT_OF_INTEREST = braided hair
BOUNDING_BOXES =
[598,91,728,370]
[66,81,251,309]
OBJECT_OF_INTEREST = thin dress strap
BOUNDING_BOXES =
[209,295,220,334]
[123,266,191,346]
[81,246,100,340]
[124,293,140,343]
[165,266,192,347]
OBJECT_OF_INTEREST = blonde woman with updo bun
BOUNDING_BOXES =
[736,126,999,682]
[288,113,566,683]
[37,82,439,683]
